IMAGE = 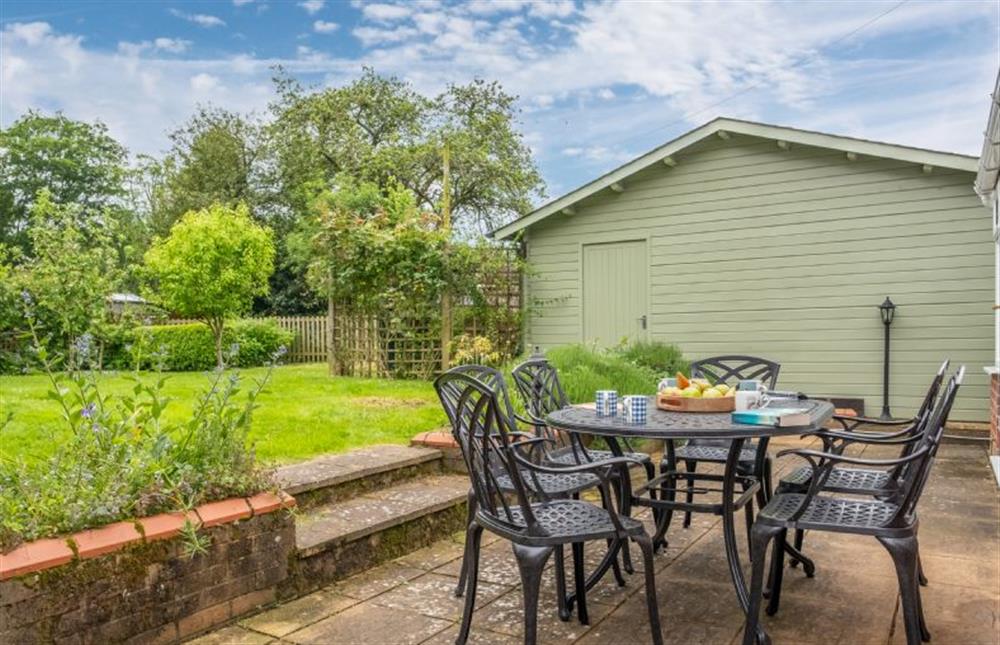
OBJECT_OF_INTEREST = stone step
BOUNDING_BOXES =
[276,445,446,510]
[285,474,469,596]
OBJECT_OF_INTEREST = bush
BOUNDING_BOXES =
[0,316,276,552]
[615,339,688,376]
[541,344,661,404]
[105,320,293,371]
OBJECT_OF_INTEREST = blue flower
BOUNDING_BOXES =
[81,403,96,419]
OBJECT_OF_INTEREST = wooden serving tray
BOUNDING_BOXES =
[656,393,735,413]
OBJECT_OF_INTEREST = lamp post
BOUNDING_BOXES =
[878,296,897,420]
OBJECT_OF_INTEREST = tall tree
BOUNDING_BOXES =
[270,69,544,234]
[143,203,275,369]
[0,111,129,254]
[154,107,274,236]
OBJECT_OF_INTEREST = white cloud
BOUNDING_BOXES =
[154,37,191,53]
[353,25,419,47]
[232,0,255,5]
[528,1,575,19]
[597,88,615,100]
[313,20,339,34]
[361,3,413,22]
[117,37,192,56]
[297,0,325,15]
[465,0,527,15]
[190,73,220,92]
[169,9,226,28]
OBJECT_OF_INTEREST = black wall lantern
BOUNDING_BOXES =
[878,296,896,419]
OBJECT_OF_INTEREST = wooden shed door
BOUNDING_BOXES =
[582,240,647,346]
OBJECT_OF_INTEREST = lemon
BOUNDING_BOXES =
[681,386,702,398]
[702,388,723,399]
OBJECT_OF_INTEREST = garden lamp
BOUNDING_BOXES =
[878,296,896,419]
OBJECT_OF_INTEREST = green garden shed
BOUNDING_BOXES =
[494,118,992,422]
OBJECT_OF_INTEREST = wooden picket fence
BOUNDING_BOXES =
[273,316,328,364]
[160,316,328,365]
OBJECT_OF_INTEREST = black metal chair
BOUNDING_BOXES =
[511,355,656,480]
[448,364,626,618]
[658,355,781,542]
[511,355,657,575]
[435,369,663,645]
[741,366,964,645]
[776,360,949,575]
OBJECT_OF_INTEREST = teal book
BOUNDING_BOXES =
[731,408,812,427]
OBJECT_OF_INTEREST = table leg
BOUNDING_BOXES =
[606,437,634,574]
[723,438,770,645]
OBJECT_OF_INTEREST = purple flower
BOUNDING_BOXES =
[81,403,96,419]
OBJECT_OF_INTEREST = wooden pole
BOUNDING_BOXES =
[327,295,337,376]
[440,143,452,371]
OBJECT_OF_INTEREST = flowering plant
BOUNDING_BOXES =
[0,296,281,553]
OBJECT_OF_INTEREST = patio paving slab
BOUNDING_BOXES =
[196,442,999,645]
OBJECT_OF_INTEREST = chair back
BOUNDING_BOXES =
[510,356,580,453]
[434,368,540,534]
[685,355,780,449]
[891,366,964,524]
[689,355,781,389]
[888,359,950,476]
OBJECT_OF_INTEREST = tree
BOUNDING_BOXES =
[144,203,275,369]
[154,108,275,234]
[0,111,129,254]
[292,180,448,314]
[270,69,544,234]
[10,191,122,365]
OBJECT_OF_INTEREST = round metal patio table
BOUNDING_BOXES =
[545,397,834,645]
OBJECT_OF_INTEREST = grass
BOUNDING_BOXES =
[0,363,447,465]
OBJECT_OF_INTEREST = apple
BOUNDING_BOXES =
[681,386,702,398]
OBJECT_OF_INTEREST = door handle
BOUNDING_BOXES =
[639,315,647,330]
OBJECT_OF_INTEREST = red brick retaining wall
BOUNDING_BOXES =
[991,373,999,455]
[0,493,295,644]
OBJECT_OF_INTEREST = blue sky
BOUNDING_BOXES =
[2,0,998,200]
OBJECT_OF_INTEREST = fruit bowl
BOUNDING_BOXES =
[656,393,735,413]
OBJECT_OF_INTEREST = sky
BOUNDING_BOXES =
[1,0,998,200]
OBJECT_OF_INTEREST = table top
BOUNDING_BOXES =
[545,397,834,440]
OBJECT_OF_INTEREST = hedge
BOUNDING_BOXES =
[106,320,294,371]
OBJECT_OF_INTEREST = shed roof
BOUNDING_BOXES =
[975,70,1000,204]
[492,117,978,240]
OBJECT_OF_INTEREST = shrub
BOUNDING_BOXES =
[615,339,688,376]
[0,313,278,552]
[542,344,660,404]
[105,320,293,371]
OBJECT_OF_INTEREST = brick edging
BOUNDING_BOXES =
[0,491,295,581]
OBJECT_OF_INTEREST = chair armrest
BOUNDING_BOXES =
[804,428,923,446]
[776,446,929,468]
[835,414,916,431]
[508,448,640,482]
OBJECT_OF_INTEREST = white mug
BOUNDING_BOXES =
[734,380,766,411]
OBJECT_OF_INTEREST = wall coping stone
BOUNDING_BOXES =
[0,491,295,581]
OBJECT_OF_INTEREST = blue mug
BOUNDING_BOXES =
[621,395,648,425]
[595,390,618,417]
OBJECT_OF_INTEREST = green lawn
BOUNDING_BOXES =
[0,364,447,464]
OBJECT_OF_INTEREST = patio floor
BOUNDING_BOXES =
[193,440,999,645]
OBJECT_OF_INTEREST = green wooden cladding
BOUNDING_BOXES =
[524,133,992,421]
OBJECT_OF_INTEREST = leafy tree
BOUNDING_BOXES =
[144,203,275,369]
[270,68,543,234]
[9,191,123,364]
[0,111,128,253]
[293,180,448,314]
[152,108,275,235]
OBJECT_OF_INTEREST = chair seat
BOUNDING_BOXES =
[780,465,894,495]
[759,493,900,531]
[496,469,600,496]
[668,444,758,464]
[547,447,652,466]
[501,499,644,542]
